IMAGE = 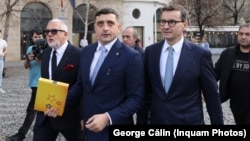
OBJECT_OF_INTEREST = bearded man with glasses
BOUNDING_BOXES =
[137,4,223,125]
[32,19,83,141]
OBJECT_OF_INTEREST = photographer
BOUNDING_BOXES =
[6,27,45,141]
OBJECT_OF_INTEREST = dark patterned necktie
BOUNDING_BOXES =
[51,50,57,79]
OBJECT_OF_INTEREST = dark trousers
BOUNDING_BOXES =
[33,117,84,141]
[18,87,37,137]
[232,111,250,125]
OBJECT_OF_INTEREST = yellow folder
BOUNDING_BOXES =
[34,77,69,116]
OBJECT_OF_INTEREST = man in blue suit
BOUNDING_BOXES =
[44,8,144,141]
[73,8,144,140]
[137,4,223,125]
[33,19,83,141]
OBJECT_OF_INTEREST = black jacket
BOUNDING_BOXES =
[214,45,250,102]
[34,42,82,130]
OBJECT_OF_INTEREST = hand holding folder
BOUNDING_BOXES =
[34,77,69,116]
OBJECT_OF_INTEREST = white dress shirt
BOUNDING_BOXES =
[49,41,68,80]
[160,37,184,85]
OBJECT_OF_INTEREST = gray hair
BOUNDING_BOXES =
[124,26,139,39]
[48,19,68,32]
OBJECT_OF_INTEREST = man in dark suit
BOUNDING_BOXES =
[137,4,223,125]
[32,19,83,141]
[64,8,144,141]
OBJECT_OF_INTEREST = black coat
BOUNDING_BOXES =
[214,45,250,103]
[34,42,82,130]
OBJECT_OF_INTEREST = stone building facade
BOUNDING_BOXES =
[0,0,169,62]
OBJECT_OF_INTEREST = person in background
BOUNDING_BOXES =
[191,37,199,44]
[46,8,144,141]
[80,37,88,48]
[214,23,250,125]
[137,4,223,125]
[200,36,210,50]
[0,29,7,94]
[6,27,44,141]
[183,30,188,38]
[136,38,143,48]
[32,19,83,141]
[122,26,144,124]
[122,26,144,55]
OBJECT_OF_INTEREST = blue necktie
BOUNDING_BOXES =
[164,47,174,93]
[91,46,107,84]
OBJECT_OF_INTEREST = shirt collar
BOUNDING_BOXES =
[97,37,118,52]
[163,37,184,54]
[53,41,68,55]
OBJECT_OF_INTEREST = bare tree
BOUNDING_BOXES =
[0,0,20,41]
[83,0,90,40]
[220,0,245,25]
[71,0,95,42]
[172,0,224,37]
[74,0,120,40]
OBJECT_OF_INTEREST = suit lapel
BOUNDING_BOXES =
[91,40,122,87]
[85,43,98,86]
[53,44,73,79]
[169,40,195,93]
[42,48,52,78]
[152,41,165,90]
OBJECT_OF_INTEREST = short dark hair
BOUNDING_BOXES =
[161,4,188,22]
[31,27,43,35]
[239,23,250,30]
[95,8,119,20]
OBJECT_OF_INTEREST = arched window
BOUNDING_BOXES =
[20,2,51,60]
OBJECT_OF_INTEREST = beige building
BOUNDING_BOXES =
[0,0,169,62]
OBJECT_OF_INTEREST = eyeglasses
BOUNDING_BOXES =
[45,29,65,35]
[159,20,184,27]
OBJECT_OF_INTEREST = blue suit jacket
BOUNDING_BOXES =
[34,43,82,130]
[137,39,223,125]
[67,39,144,141]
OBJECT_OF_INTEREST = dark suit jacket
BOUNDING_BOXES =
[137,39,223,125]
[67,39,144,141]
[34,42,82,130]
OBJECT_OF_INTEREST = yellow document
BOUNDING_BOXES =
[34,77,69,116]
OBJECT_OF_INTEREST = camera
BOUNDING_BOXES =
[32,39,48,59]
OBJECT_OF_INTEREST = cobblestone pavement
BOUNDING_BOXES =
[0,61,66,141]
[0,55,235,140]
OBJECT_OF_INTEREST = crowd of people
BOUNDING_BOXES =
[2,3,250,141]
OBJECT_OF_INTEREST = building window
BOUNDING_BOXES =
[20,2,52,60]
[132,9,140,19]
